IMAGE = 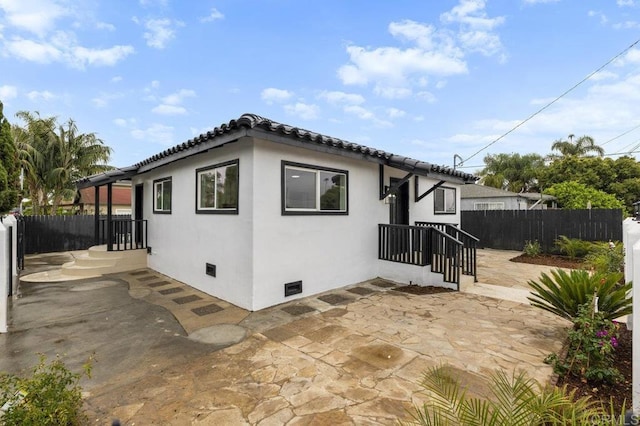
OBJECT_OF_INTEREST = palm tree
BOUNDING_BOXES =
[551,134,604,158]
[49,119,112,214]
[12,112,112,215]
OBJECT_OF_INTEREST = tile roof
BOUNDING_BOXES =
[78,185,131,205]
[78,113,478,188]
[135,113,478,182]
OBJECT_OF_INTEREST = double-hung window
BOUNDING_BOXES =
[196,160,239,214]
[434,186,456,214]
[282,161,348,215]
[153,177,172,214]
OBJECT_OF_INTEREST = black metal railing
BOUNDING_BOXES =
[378,224,429,266]
[416,221,478,282]
[99,219,148,251]
[378,224,465,288]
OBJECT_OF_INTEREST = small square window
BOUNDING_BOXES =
[196,160,239,214]
[435,187,456,214]
[282,161,348,215]
[153,177,172,214]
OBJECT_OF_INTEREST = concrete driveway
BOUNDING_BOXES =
[0,250,570,425]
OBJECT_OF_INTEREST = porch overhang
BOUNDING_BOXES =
[75,166,138,189]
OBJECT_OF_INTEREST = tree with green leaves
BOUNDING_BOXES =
[550,134,604,158]
[478,152,545,193]
[0,101,20,214]
[11,111,112,215]
[545,181,624,210]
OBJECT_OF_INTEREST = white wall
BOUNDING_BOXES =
[133,136,466,311]
[622,218,640,414]
[133,137,255,310]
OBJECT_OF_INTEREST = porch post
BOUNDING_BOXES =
[107,183,113,251]
[94,185,100,246]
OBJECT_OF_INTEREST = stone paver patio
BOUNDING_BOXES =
[84,275,569,425]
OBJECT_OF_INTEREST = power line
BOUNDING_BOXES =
[601,122,640,146]
[461,37,640,165]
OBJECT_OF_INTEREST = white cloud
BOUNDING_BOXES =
[284,102,320,120]
[26,90,54,101]
[96,21,116,31]
[152,104,187,115]
[344,105,392,127]
[71,45,134,67]
[387,107,406,119]
[337,1,505,100]
[4,38,62,63]
[114,118,128,127]
[92,92,124,108]
[318,90,365,105]
[3,33,134,69]
[141,18,183,49]
[0,85,18,100]
[151,89,195,115]
[613,21,640,29]
[131,123,175,146]
[588,10,609,25]
[200,8,224,22]
[590,70,618,81]
[111,76,123,83]
[261,88,293,104]
[0,0,69,37]
[617,0,635,6]
[161,89,195,105]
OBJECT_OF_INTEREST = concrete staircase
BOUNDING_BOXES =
[61,245,147,277]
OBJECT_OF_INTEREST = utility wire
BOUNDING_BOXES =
[601,122,640,146]
[461,37,640,165]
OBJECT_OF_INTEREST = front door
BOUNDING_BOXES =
[389,178,409,225]
[134,184,144,248]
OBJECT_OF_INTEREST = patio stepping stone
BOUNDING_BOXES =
[317,294,354,306]
[172,295,203,305]
[369,279,396,288]
[147,281,170,288]
[138,275,159,282]
[191,303,223,316]
[281,305,316,316]
[158,287,184,295]
[347,286,376,296]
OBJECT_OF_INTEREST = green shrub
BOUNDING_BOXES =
[0,354,92,425]
[554,235,592,259]
[584,241,624,274]
[545,299,623,384]
[406,365,604,425]
[527,269,632,321]
[523,240,541,257]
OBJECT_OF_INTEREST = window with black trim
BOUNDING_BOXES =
[153,177,172,214]
[282,161,348,215]
[434,186,456,214]
[196,160,239,214]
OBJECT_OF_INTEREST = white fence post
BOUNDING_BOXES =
[0,222,8,333]
[3,215,18,295]
[623,218,640,415]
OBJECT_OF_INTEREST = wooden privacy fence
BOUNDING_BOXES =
[23,215,130,254]
[461,209,624,252]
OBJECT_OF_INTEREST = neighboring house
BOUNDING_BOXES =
[460,184,556,211]
[74,182,132,215]
[77,114,478,311]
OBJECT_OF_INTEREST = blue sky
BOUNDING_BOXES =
[1,0,639,173]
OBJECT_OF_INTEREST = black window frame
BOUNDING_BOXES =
[195,159,240,215]
[153,177,172,214]
[281,160,349,216]
[434,186,456,215]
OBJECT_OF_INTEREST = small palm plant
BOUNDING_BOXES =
[406,366,602,425]
[527,269,632,321]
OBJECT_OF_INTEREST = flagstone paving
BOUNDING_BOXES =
[80,266,570,425]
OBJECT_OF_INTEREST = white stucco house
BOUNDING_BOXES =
[461,184,556,211]
[77,114,479,311]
